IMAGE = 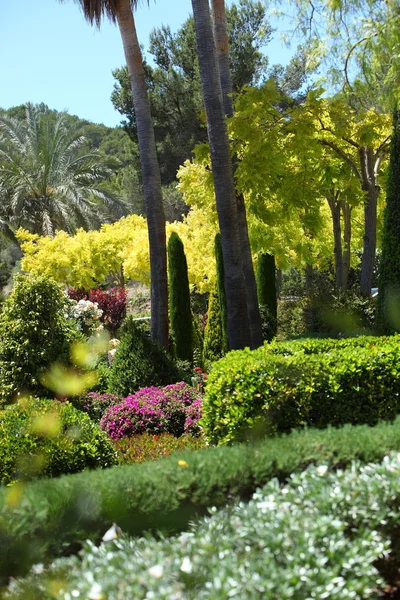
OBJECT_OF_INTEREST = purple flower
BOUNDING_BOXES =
[100,383,203,439]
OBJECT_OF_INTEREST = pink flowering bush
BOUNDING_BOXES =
[100,383,202,440]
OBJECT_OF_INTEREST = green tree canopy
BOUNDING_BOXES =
[111,0,274,184]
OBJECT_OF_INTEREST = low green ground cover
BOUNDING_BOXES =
[203,334,400,444]
[2,418,400,584]
[6,453,400,599]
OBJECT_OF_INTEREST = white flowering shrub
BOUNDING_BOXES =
[66,298,103,336]
[8,454,400,599]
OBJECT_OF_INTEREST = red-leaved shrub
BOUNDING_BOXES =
[68,287,127,335]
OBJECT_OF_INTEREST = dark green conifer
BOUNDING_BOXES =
[378,110,400,332]
[215,233,229,353]
[256,253,277,341]
[168,232,193,363]
[203,286,224,364]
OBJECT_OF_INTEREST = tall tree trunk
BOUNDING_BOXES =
[360,147,379,296]
[191,0,251,350]
[342,201,352,291]
[326,191,344,290]
[211,0,263,349]
[116,0,168,348]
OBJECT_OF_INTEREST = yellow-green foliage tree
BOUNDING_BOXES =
[178,82,390,289]
[18,209,219,293]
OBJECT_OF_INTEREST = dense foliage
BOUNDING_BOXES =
[257,253,277,341]
[0,397,117,485]
[107,318,181,396]
[168,232,193,363]
[2,417,400,584]
[378,109,400,332]
[71,392,121,422]
[203,335,400,444]
[100,383,202,439]
[0,274,76,406]
[10,454,400,598]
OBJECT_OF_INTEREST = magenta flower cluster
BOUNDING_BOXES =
[100,382,202,440]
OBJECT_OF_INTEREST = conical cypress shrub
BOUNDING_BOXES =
[203,286,224,364]
[168,232,193,363]
[257,253,277,341]
[378,110,400,332]
[215,233,229,353]
[192,312,204,369]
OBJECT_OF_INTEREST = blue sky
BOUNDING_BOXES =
[0,0,294,127]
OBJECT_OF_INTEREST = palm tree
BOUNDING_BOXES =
[0,103,117,236]
[211,0,263,349]
[65,0,168,348]
[191,0,251,350]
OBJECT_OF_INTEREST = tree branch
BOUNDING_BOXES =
[320,139,361,180]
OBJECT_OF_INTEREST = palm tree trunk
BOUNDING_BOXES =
[191,0,251,350]
[211,0,263,349]
[116,0,168,347]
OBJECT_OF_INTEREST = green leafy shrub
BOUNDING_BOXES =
[277,297,308,339]
[70,392,121,422]
[3,417,400,583]
[0,274,77,406]
[108,318,181,396]
[307,290,377,337]
[203,334,400,444]
[0,398,117,485]
[9,454,400,599]
[113,433,206,464]
[92,358,113,393]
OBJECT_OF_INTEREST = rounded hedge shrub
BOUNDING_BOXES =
[203,335,400,444]
[0,398,117,484]
[0,274,77,406]
[108,318,181,396]
[100,382,202,439]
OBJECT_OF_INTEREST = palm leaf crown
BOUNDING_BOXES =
[0,103,121,236]
[67,0,141,26]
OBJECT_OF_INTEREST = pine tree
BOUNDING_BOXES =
[168,232,193,363]
[215,233,229,353]
[378,110,400,332]
[256,253,277,341]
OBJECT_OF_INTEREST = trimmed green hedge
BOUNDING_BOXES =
[203,334,400,444]
[3,417,400,583]
[8,455,400,599]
